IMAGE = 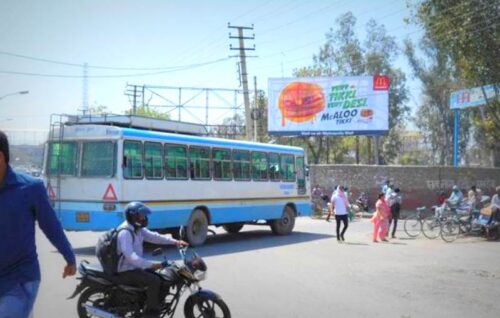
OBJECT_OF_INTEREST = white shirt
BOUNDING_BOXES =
[331,193,348,215]
[116,221,177,272]
[492,194,500,209]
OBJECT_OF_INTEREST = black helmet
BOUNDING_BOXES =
[124,201,152,229]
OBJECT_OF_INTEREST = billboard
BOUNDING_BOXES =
[450,84,498,110]
[268,76,389,136]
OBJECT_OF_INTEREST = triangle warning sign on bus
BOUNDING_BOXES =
[103,184,118,201]
[47,184,56,200]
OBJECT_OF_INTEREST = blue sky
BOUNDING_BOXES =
[0,0,422,141]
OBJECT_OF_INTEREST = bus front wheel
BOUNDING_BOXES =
[186,209,208,246]
[270,206,295,235]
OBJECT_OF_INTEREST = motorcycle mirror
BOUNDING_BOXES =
[152,248,163,256]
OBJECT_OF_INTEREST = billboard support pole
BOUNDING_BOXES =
[453,109,459,167]
[374,136,380,165]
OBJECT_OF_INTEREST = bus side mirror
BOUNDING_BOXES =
[305,166,310,177]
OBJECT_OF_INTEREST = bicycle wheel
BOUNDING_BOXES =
[404,215,421,237]
[422,216,441,239]
[441,219,460,243]
[458,217,472,234]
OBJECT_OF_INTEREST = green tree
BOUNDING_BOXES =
[294,12,409,164]
[210,113,245,140]
[405,38,471,165]
[125,105,170,120]
[410,0,499,165]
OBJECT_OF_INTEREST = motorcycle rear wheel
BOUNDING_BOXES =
[184,295,231,318]
[77,287,137,318]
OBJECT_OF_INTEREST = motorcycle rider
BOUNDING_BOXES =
[446,185,464,208]
[467,185,482,210]
[487,186,500,226]
[116,202,188,318]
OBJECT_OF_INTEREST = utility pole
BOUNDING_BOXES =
[229,23,255,141]
[253,76,258,142]
[81,62,89,115]
[124,84,142,115]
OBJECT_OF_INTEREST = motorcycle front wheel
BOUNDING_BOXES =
[184,294,231,318]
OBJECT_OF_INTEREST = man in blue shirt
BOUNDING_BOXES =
[0,130,76,318]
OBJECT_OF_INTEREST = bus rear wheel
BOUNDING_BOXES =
[186,209,208,246]
[271,206,295,235]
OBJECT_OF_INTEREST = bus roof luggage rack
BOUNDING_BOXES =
[65,114,208,136]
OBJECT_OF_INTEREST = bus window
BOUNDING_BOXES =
[48,141,78,176]
[213,148,232,180]
[144,142,163,179]
[251,152,268,181]
[189,146,211,180]
[82,141,115,177]
[281,154,296,182]
[233,149,250,181]
[123,140,143,179]
[268,153,281,181]
[165,144,188,179]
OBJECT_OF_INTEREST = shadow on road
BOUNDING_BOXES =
[71,229,333,259]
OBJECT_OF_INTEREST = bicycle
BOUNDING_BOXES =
[441,207,486,243]
[440,217,461,242]
[421,205,447,239]
[403,206,428,238]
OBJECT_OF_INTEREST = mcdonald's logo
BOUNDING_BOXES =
[373,75,390,90]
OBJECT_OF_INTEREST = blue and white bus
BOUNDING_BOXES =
[43,116,311,245]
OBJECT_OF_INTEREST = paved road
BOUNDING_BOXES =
[34,217,500,318]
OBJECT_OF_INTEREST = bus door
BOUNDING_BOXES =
[296,156,306,195]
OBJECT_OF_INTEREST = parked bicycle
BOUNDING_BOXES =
[404,206,428,238]
[421,205,449,239]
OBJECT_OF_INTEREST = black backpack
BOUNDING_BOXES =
[96,227,134,275]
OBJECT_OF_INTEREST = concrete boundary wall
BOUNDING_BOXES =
[310,165,500,210]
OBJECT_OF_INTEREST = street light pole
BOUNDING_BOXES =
[0,90,29,101]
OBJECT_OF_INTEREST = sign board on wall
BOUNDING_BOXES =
[268,76,389,136]
[450,84,498,110]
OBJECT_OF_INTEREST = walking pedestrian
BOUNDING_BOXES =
[372,192,390,243]
[325,185,337,222]
[0,130,76,318]
[344,186,354,221]
[388,188,402,238]
[329,186,349,242]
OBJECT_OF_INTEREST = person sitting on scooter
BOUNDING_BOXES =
[446,185,464,209]
[487,186,500,225]
[116,202,188,318]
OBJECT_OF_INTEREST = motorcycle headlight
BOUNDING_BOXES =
[193,270,206,281]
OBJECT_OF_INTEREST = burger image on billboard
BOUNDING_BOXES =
[278,81,325,126]
[360,108,373,118]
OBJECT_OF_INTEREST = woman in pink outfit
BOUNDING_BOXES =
[372,193,391,242]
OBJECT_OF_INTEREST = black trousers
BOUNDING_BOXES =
[335,214,348,239]
[117,269,161,312]
[389,203,401,236]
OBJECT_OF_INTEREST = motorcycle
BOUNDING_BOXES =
[351,192,369,214]
[437,196,494,237]
[68,246,231,318]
